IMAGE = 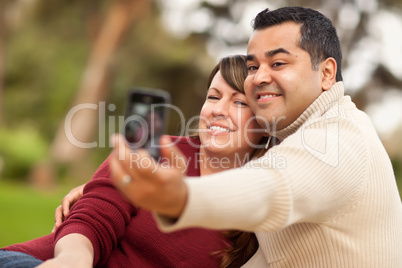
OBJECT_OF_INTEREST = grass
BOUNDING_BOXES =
[0,181,69,247]
[0,175,401,249]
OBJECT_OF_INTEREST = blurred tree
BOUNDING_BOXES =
[50,0,152,164]
[0,0,10,126]
[157,0,402,190]
[1,0,214,184]
[0,7,3,126]
[381,0,402,7]
[2,0,401,189]
[180,0,402,109]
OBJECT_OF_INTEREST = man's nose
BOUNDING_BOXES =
[253,65,272,86]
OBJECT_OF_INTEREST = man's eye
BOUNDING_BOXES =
[272,62,285,67]
[207,96,219,100]
[248,66,258,71]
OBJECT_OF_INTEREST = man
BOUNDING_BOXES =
[110,7,402,267]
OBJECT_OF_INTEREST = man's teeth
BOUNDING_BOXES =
[260,94,278,99]
[209,126,232,132]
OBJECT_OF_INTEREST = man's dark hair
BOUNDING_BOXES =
[252,6,343,82]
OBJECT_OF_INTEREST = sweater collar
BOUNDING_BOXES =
[269,82,345,142]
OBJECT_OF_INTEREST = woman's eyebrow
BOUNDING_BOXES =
[207,88,220,94]
[232,91,244,97]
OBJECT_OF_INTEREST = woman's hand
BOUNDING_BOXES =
[109,134,188,218]
[52,184,85,233]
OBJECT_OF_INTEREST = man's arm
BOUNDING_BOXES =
[110,134,188,218]
[110,115,368,233]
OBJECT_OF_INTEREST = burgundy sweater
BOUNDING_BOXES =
[3,136,228,267]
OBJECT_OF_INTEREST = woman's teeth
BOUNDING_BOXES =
[209,126,232,132]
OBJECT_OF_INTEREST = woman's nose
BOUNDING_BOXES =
[212,99,229,117]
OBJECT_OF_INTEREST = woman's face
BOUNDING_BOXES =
[198,71,265,160]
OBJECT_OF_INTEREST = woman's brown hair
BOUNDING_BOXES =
[201,55,268,267]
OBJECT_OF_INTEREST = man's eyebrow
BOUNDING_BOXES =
[246,54,255,62]
[266,48,290,57]
[246,48,291,62]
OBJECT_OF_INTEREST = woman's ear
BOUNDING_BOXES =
[321,57,337,91]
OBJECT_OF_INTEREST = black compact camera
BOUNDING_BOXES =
[124,88,171,159]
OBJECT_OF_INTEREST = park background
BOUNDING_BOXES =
[1,0,401,247]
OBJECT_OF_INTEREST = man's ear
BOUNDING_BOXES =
[321,57,337,91]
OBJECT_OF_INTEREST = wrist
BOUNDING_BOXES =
[162,182,188,218]
[54,234,94,267]
[55,250,93,267]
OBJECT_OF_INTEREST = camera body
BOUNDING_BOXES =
[124,88,171,159]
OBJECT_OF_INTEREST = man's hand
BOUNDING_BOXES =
[52,184,85,233]
[109,134,188,218]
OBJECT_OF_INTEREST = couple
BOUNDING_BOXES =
[2,6,402,268]
[2,57,258,267]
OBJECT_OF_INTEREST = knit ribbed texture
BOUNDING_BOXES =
[156,82,402,267]
[3,137,229,267]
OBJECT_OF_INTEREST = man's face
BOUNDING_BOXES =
[245,21,324,131]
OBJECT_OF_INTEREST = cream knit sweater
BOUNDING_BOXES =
[156,82,402,267]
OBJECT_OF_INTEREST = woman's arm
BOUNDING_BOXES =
[37,234,93,268]
[54,155,137,266]
[52,184,86,232]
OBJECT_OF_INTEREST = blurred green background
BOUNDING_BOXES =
[1,0,402,247]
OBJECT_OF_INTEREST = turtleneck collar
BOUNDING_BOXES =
[268,82,345,142]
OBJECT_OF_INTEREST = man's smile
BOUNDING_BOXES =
[256,92,282,103]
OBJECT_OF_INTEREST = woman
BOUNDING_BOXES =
[0,55,268,268]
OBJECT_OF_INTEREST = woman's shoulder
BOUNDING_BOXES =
[167,136,200,155]
[167,136,201,176]
[168,136,200,145]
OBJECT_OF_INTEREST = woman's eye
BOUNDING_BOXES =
[235,101,248,106]
[207,96,219,100]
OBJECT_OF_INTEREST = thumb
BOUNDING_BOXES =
[111,133,132,164]
[159,135,187,173]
